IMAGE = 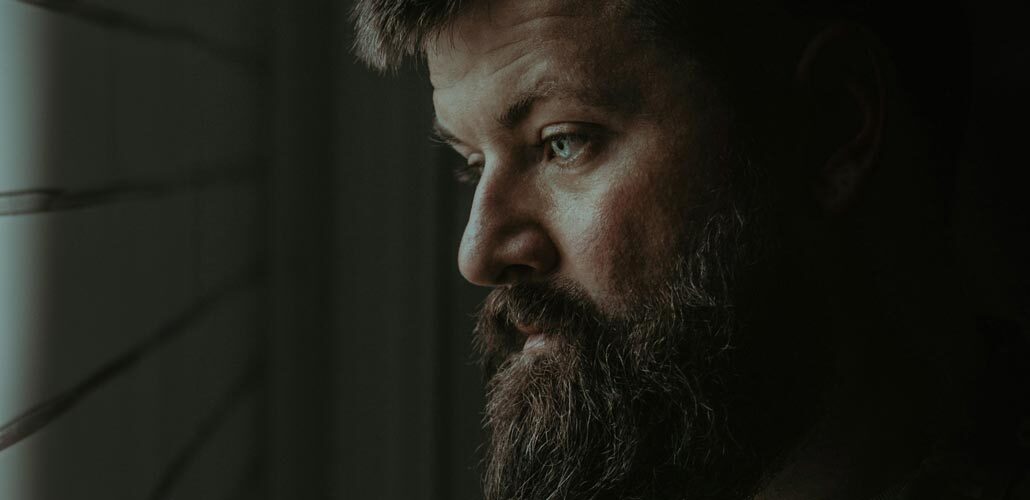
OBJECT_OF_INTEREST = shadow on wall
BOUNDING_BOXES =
[0,0,267,498]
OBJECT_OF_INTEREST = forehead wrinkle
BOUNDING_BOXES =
[439,6,576,59]
[432,1,596,87]
[471,0,584,34]
[496,78,644,130]
[483,49,537,81]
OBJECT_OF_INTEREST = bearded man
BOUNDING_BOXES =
[350,0,1030,498]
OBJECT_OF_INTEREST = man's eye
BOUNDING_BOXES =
[453,161,483,185]
[544,133,589,164]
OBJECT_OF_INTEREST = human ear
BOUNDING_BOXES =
[795,24,886,213]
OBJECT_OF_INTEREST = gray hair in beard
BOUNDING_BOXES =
[474,201,765,500]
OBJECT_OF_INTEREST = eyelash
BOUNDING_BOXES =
[453,160,484,186]
[450,131,598,186]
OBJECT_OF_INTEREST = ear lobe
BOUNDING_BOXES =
[795,24,886,213]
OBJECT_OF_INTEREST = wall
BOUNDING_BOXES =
[0,0,268,498]
[0,1,496,498]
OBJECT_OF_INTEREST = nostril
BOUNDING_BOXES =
[497,264,538,284]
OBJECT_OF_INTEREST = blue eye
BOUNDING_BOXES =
[547,134,586,162]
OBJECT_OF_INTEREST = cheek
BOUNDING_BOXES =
[608,176,685,291]
[555,162,688,309]
[549,116,701,308]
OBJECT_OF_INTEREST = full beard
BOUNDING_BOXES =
[475,203,768,500]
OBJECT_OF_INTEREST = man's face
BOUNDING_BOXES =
[428,1,812,498]
[429,0,724,310]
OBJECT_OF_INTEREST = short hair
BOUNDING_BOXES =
[350,0,469,72]
[351,0,971,183]
[350,1,968,75]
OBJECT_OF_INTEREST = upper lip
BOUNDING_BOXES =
[514,321,544,337]
[514,321,548,351]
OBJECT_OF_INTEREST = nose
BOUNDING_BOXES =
[457,171,559,286]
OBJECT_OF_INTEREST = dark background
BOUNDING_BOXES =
[0,1,1025,499]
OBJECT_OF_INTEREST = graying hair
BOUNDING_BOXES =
[350,0,470,71]
[348,0,685,72]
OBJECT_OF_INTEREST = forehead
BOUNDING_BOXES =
[425,0,657,130]
[426,0,616,85]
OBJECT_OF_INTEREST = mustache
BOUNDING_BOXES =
[473,280,603,372]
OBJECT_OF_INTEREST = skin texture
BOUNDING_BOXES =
[428,0,727,313]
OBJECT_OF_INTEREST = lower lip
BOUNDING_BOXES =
[523,334,548,351]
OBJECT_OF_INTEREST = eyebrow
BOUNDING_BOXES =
[430,120,463,147]
[431,79,642,148]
